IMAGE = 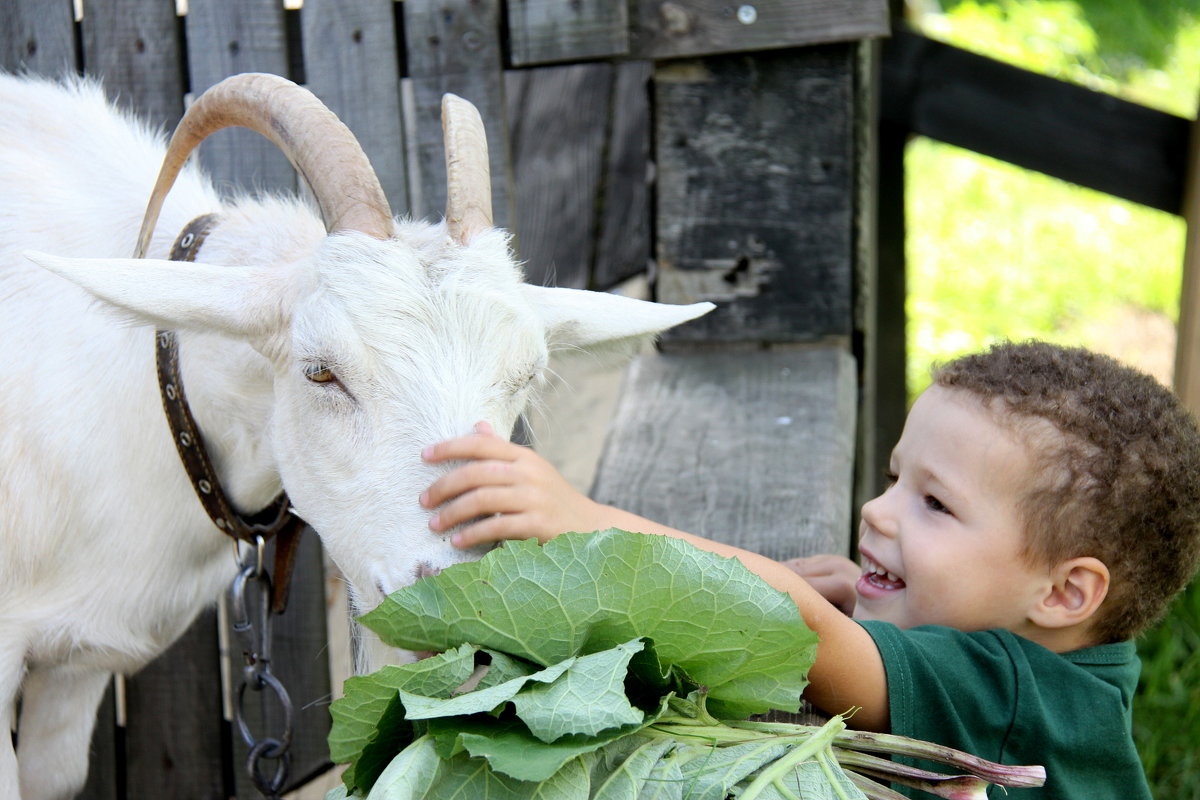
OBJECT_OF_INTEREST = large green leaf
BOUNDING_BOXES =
[396,657,573,721]
[329,644,477,794]
[359,735,593,800]
[512,638,648,742]
[359,529,816,718]
[424,698,669,783]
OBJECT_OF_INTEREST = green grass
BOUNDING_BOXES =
[906,2,1200,794]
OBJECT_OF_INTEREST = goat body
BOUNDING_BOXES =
[0,73,710,799]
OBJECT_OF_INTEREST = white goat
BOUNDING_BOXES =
[0,71,711,800]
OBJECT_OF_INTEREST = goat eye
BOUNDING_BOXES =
[304,363,337,384]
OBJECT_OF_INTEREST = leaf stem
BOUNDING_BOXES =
[726,720,1045,788]
[736,716,847,800]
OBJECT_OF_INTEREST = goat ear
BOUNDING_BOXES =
[522,284,714,360]
[23,251,290,339]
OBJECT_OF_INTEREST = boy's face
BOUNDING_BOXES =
[853,385,1052,634]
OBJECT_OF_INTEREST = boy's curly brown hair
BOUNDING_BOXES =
[934,340,1200,643]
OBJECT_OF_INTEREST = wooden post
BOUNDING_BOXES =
[1174,90,1200,413]
[857,29,908,517]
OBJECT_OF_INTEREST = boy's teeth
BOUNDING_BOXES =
[864,558,901,584]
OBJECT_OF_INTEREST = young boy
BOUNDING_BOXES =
[418,341,1200,798]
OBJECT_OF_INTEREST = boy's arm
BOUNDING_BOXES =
[421,423,890,731]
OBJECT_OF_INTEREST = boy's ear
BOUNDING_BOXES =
[1029,557,1110,630]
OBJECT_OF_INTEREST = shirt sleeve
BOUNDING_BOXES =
[859,621,1020,766]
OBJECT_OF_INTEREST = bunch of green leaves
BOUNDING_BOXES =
[326,530,1044,799]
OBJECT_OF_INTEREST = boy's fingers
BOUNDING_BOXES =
[451,513,538,550]
[422,459,516,509]
[423,431,523,463]
[431,485,523,532]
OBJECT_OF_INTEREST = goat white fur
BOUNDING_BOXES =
[0,72,711,799]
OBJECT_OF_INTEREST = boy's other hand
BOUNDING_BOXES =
[782,554,860,616]
[420,421,604,549]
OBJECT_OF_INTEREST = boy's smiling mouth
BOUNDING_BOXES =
[859,555,906,592]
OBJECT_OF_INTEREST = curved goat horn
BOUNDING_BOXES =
[441,93,493,245]
[136,72,393,258]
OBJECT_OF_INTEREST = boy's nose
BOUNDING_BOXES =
[860,489,898,539]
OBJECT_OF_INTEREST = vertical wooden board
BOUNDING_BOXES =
[505,63,610,289]
[630,0,888,60]
[591,347,857,559]
[1174,88,1200,413]
[81,0,185,129]
[76,682,119,800]
[123,611,227,799]
[185,0,295,195]
[655,46,857,343]
[507,0,629,66]
[592,60,653,290]
[859,38,906,516]
[231,529,332,797]
[402,0,512,228]
[0,0,76,76]
[301,0,410,216]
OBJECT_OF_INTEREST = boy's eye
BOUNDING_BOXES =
[925,495,950,514]
[883,469,898,486]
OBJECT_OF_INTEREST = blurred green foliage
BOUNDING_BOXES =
[919,0,1200,114]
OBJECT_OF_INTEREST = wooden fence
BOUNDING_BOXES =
[3,0,890,796]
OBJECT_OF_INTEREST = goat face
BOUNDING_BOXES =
[268,228,549,613]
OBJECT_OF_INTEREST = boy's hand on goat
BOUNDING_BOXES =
[421,422,605,548]
[781,554,861,616]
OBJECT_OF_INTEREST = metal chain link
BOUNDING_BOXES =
[228,542,294,799]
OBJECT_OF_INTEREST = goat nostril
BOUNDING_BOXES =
[415,562,442,580]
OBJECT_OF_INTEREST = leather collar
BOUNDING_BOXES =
[155,214,304,613]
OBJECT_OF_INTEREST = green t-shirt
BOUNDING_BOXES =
[859,621,1149,800]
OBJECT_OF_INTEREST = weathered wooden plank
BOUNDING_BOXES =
[591,347,857,559]
[882,27,1189,214]
[0,0,76,76]
[185,0,295,195]
[630,0,888,61]
[402,0,512,228]
[81,0,185,129]
[506,60,651,291]
[123,611,227,799]
[592,60,653,290]
[655,46,857,343]
[301,0,410,216]
[507,0,629,67]
[230,529,333,797]
[506,63,612,289]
